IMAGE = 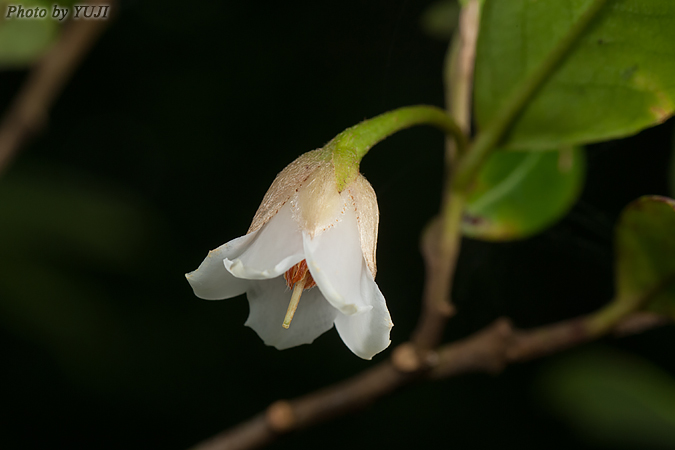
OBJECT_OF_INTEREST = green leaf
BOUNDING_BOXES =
[669,129,675,198]
[475,0,675,150]
[615,196,675,317]
[0,0,60,67]
[538,348,675,448]
[462,147,584,240]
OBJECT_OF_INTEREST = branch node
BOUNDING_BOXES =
[436,299,455,317]
[424,349,440,368]
[392,343,425,372]
[266,400,295,433]
[494,317,514,338]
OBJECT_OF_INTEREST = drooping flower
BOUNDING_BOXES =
[186,149,393,359]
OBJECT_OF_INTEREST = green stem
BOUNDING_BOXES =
[327,105,467,191]
[585,274,675,336]
[453,0,608,189]
[584,298,639,337]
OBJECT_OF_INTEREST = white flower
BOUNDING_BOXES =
[185,150,393,359]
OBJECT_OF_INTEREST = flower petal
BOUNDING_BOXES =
[185,232,258,300]
[349,174,379,278]
[334,268,393,359]
[302,199,372,315]
[245,276,338,350]
[225,203,304,280]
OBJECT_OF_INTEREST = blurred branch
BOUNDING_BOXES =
[409,0,482,353]
[189,362,415,450]
[612,312,671,337]
[0,0,115,175]
[189,311,670,450]
[444,0,480,141]
[410,192,463,350]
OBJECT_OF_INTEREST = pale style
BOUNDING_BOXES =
[186,150,393,359]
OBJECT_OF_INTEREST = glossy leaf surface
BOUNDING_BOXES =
[475,0,675,149]
[462,147,584,240]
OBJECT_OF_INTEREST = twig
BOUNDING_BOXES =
[0,0,115,175]
[429,318,513,379]
[411,216,456,350]
[189,312,669,450]
[444,0,481,140]
[409,0,482,352]
[506,316,591,362]
[188,361,415,450]
[612,312,671,337]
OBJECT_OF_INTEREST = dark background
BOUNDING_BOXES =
[1,0,674,449]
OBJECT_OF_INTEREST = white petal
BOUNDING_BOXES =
[186,232,258,300]
[334,268,393,360]
[244,277,338,350]
[302,200,371,315]
[225,203,304,280]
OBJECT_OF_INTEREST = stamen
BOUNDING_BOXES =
[282,275,307,329]
[282,260,316,329]
[284,259,316,289]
